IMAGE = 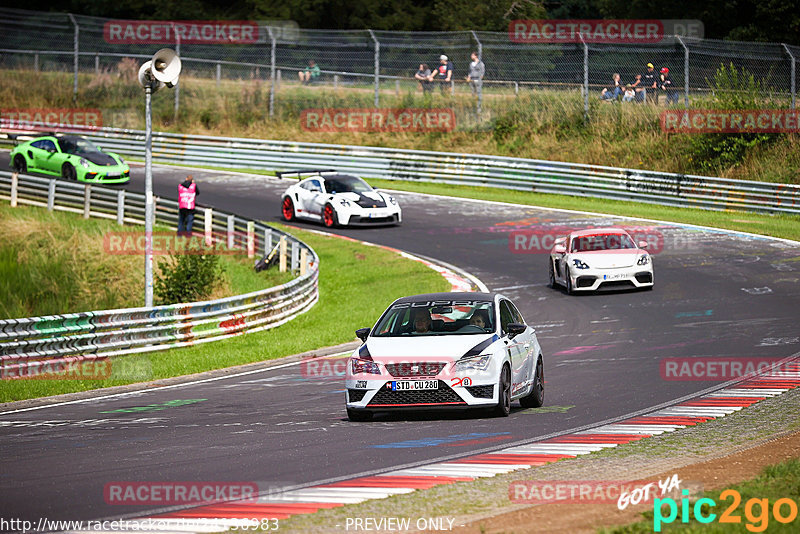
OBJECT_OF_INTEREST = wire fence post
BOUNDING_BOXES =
[783,44,796,109]
[267,26,276,118]
[368,29,380,108]
[471,30,483,116]
[579,33,588,124]
[68,13,79,103]
[677,36,690,109]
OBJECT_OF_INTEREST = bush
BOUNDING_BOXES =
[154,254,223,305]
[687,63,780,173]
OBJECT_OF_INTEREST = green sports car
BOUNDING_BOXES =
[10,134,130,184]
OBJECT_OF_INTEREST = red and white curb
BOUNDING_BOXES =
[65,364,800,532]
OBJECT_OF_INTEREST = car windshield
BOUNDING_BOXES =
[571,233,635,252]
[57,137,101,156]
[372,300,495,336]
[323,175,373,194]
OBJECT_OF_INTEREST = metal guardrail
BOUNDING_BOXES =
[18,124,796,215]
[0,170,319,375]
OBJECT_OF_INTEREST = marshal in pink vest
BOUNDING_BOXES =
[178,182,197,210]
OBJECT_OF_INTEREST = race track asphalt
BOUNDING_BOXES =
[1,154,798,524]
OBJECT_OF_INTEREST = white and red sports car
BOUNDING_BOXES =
[548,228,654,293]
[345,292,545,421]
[278,169,401,228]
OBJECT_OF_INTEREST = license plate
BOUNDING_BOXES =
[106,171,121,177]
[603,273,627,280]
[391,380,438,391]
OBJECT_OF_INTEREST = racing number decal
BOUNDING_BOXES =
[451,377,473,387]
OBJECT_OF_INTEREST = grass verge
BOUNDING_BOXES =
[0,224,449,402]
[0,203,292,319]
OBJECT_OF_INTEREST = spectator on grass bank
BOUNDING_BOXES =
[642,62,658,104]
[177,175,198,236]
[661,67,679,105]
[429,55,453,93]
[466,52,485,97]
[415,63,433,93]
[622,84,635,102]
[600,73,622,101]
[298,60,320,84]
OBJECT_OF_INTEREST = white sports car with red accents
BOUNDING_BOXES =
[345,292,545,421]
[278,169,401,228]
[548,228,654,293]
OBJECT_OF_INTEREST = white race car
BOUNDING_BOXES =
[345,292,544,421]
[548,228,654,293]
[278,169,401,228]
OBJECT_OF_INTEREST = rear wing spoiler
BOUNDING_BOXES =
[275,169,337,180]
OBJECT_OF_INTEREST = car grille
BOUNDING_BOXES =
[385,362,446,377]
[465,385,494,399]
[600,280,636,289]
[635,272,653,283]
[368,380,465,406]
[355,215,397,224]
[576,276,596,288]
[348,389,367,402]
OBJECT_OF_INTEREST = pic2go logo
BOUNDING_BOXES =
[654,489,799,532]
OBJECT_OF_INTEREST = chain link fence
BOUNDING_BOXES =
[1,7,798,127]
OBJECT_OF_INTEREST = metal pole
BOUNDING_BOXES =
[68,14,79,103]
[471,30,483,116]
[783,44,796,110]
[368,30,379,108]
[173,24,180,123]
[267,26,276,118]
[579,33,588,124]
[677,36,690,109]
[144,84,154,308]
[216,62,221,87]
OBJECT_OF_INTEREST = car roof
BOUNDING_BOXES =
[391,292,498,304]
[570,227,628,238]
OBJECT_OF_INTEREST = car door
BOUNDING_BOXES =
[508,300,537,395]
[296,179,324,219]
[499,300,527,395]
[29,139,59,173]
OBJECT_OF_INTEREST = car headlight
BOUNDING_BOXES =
[455,354,492,371]
[79,158,91,169]
[350,357,380,375]
[573,259,590,269]
[338,198,351,207]
[637,254,650,266]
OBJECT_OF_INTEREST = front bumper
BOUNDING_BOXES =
[345,376,497,411]
[568,265,654,291]
[78,166,131,184]
[338,208,402,227]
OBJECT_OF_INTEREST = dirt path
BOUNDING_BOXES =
[453,429,800,533]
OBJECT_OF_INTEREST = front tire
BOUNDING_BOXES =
[62,163,77,181]
[323,203,338,228]
[347,409,372,422]
[12,154,27,173]
[520,360,544,408]
[282,197,295,221]
[494,364,512,417]
[565,266,574,295]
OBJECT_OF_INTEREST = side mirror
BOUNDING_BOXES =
[553,244,566,254]
[507,323,526,337]
[355,327,370,342]
[638,240,649,249]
